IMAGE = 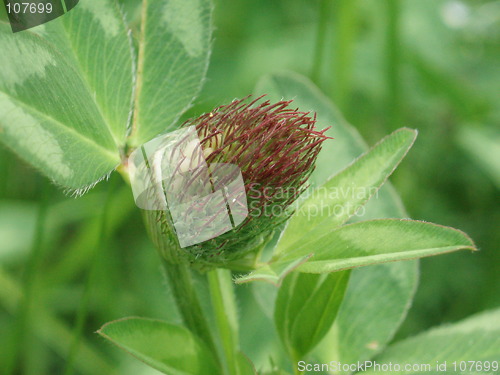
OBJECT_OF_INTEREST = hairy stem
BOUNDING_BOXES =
[161,259,219,360]
[208,269,239,375]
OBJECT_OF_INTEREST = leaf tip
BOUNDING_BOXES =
[395,127,418,145]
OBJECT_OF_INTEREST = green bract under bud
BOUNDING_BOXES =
[142,97,330,270]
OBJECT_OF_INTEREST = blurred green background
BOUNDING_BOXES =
[0,0,499,374]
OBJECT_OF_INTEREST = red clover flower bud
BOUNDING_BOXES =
[145,96,331,270]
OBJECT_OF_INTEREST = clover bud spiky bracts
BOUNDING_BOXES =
[144,96,331,270]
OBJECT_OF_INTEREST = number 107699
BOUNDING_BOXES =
[6,2,53,14]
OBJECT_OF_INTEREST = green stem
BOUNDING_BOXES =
[332,0,357,109]
[386,0,402,129]
[5,179,49,375]
[207,269,239,375]
[161,259,219,360]
[62,178,117,375]
[59,0,67,13]
[311,0,333,85]
[0,148,8,198]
